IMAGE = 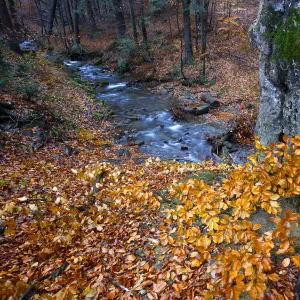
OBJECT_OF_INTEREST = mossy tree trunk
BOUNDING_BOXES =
[249,0,300,146]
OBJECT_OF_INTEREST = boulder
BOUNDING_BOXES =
[134,139,145,146]
[183,105,210,116]
[200,93,220,108]
[19,40,38,52]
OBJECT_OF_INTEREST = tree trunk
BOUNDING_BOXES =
[73,0,80,45]
[86,0,97,34]
[46,0,58,35]
[0,0,13,31]
[66,0,74,32]
[200,0,209,79]
[139,0,147,46]
[176,0,185,78]
[182,0,193,64]
[113,0,126,37]
[194,0,201,51]
[34,0,45,34]
[7,0,16,21]
[249,0,300,145]
[128,0,138,42]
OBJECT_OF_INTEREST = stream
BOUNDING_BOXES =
[65,61,252,163]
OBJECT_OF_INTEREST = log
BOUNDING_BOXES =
[200,93,220,108]
[182,105,210,116]
[0,102,14,110]
[0,105,17,118]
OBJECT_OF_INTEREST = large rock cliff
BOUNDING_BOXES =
[249,0,300,145]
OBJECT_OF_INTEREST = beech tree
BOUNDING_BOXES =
[113,0,126,37]
[0,0,14,31]
[182,0,193,64]
[46,0,58,35]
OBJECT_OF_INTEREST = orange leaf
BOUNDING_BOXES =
[268,273,280,281]
[291,255,300,266]
[277,240,290,254]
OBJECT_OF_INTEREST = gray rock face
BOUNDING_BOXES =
[249,1,300,145]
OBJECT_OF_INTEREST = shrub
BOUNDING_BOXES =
[116,38,134,56]
[0,78,9,91]
[117,58,130,74]
[15,83,40,101]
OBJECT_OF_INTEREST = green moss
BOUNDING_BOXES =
[274,8,300,65]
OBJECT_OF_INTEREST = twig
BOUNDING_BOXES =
[109,276,132,294]
[19,262,69,300]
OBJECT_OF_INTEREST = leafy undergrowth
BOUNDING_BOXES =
[0,45,300,300]
[1,124,300,300]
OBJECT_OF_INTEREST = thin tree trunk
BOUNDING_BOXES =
[176,0,186,79]
[46,0,58,35]
[0,0,14,31]
[113,0,126,37]
[58,0,71,50]
[66,0,74,32]
[140,0,156,73]
[63,0,73,33]
[7,0,16,21]
[194,0,201,51]
[200,0,209,79]
[34,0,45,34]
[86,0,97,34]
[96,0,101,15]
[139,0,147,46]
[182,0,193,64]
[128,0,138,42]
[73,0,80,45]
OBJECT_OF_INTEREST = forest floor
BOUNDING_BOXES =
[0,37,300,299]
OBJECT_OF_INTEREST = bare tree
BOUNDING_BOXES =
[0,0,14,31]
[199,0,209,79]
[128,0,138,42]
[86,0,97,34]
[73,0,80,45]
[46,0,58,35]
[113,0,126,37]
[182,0,193,64]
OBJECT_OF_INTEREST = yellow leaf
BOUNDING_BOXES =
[253,224,261,231]
[268,273,280,281]
[191,259,201,268]
[168,236,174,245]
[245,266,254,276]
[252,186,260,195]
[190,251,199,258]
[277,240,290,254]
[229,269,238,279]
[270,194,280,200]
[291,255,300,266]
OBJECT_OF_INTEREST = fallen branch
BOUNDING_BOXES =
[19,262,69,300]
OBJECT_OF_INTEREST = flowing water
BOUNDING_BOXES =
[65,61,252,163]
